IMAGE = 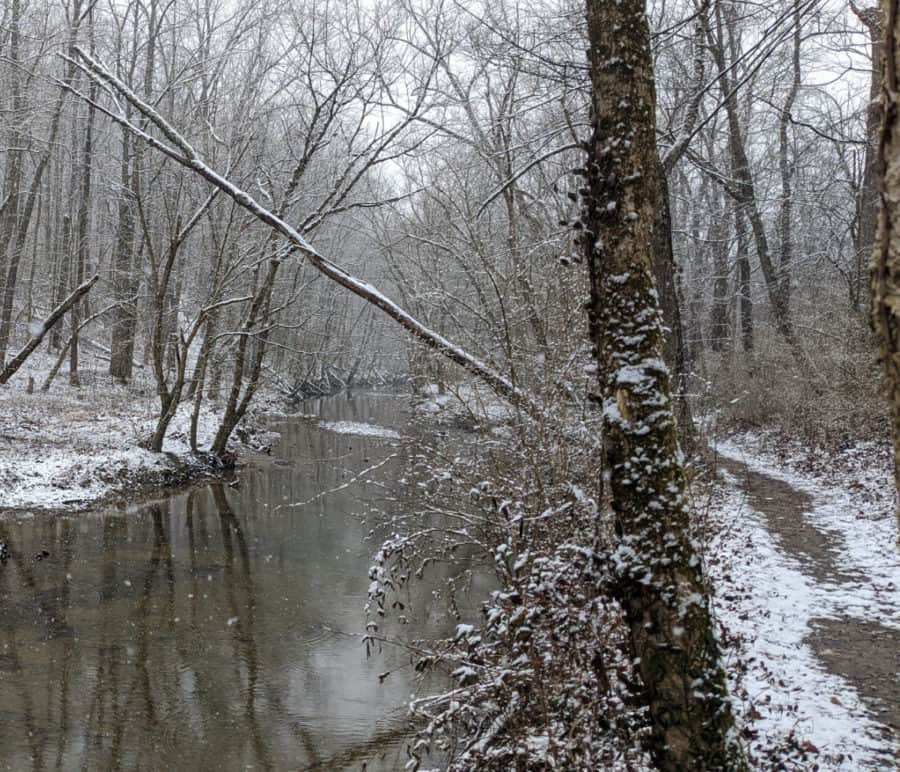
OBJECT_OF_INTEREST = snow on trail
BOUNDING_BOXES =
[710,438,899,768]
[717,439,898,624]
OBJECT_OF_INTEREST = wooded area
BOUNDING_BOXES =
[0,0,889,450]
[1,0,897,768]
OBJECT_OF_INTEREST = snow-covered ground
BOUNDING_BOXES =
[0,354,277,514]
[709,432,899,768]
[319,420,402,439]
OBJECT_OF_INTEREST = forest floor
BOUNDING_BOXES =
[707,431,899,768]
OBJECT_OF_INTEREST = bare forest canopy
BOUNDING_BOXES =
[0,0,885,449]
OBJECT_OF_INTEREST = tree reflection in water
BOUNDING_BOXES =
[0,393,474,770]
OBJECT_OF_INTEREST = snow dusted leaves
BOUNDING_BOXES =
[406,543,650,770]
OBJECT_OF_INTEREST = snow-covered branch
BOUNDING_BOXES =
[62,45,541,417]
[0,274,99,385]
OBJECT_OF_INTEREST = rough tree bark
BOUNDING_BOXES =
[583,1,744,767]
[70,44,97,388]
[0,274,98,385]
[873,0,900,533]
[855,2,883,313]
[776,0,802,319]
[108,127,139,382]
[0,0,89,365]
[736,207,754,352]
[653,165,695,447]
[0,0,25,366]
[654,2,708,442]
[709,188,731,353]
[110,0,159,382]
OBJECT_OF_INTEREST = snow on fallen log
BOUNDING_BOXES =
[0,274,99,385]
[58,47,543,419]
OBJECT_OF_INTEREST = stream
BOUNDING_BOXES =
[0,392,478,771]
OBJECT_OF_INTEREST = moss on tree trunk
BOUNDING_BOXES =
[872,0,900,535]
[583,1,745,767]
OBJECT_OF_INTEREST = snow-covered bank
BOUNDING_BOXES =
[708,434,899,767]
[318,420,402,439]
[413,382,515,425]
[0,371,278,515]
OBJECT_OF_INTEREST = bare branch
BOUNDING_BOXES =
[64,45,540,416]
[0,274,99,385]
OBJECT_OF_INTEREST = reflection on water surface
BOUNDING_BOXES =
[0,393,470,771]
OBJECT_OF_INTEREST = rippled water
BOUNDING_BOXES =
[0,392,474,770]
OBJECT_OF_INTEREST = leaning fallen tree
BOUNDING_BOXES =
[59,47,540,421]
[0,273,98,385]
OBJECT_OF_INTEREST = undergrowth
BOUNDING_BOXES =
[699,319,889,448]
[366,395,652,769]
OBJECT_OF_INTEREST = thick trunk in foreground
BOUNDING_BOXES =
[583,1,744,767]
[872,0,900,533]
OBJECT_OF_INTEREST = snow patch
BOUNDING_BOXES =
[318,420,401,439]
[710,441,899,766]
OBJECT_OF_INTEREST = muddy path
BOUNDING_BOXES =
[717,456,900,743]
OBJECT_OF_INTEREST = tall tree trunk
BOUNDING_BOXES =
[0,0,85,365]
[706,0,801,359]
[736,208,754,352]
[654,162,694,446]
[776,0,802,318]
[583,1,744,767]
[51,216,72,350]
[854,3,883,313]
[109,127,138,382]
[109,0,149,381]
[70,65,97,387]
[210,258,279,456]
[872,0,900,534]
[0,0,26,365]
[709,186,731,353]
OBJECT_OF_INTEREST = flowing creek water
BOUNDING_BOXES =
[0,392,481,770]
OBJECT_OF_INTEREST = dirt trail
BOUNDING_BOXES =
[718,456,900,743]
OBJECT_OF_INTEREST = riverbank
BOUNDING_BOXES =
[0,390,431,771]
[0,359,279,516]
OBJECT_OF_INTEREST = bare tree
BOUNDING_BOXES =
[61,40,544,433]
[853,2,882,312]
